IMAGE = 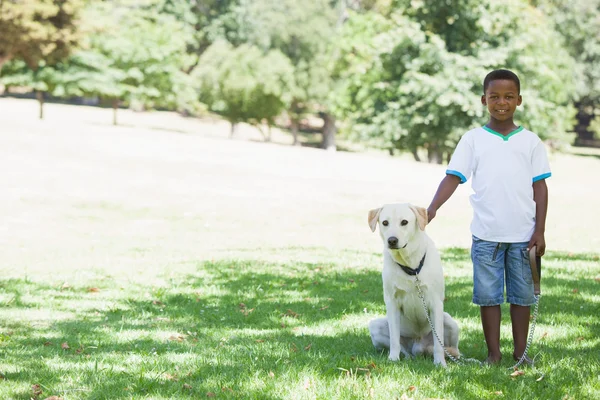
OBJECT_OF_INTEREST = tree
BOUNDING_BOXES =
[1,52,125,122]
[160,0,345,149]
[532,0,600,144]
[332,11,486,162]
[194,40,295,139]
[154,0,240,68]
[332,1,578,162]
[252,0,339,150]
[0,0,83,70]
[1,59,58,119]
[80,1,195,123]
[0,1,195,124]
[498,2,578,145]
[207,0,340,149]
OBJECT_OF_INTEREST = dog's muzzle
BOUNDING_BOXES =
[387,236,407,249]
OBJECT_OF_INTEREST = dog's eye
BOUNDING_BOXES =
[382,220,389,226]
[401,220,408,226]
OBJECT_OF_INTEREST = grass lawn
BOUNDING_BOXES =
[1,249,599,399]
[1,98,599,399]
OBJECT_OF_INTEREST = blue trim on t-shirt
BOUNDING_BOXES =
[446,169,467,184]
[533,172,551,182]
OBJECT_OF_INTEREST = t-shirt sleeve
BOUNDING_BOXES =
[532,141,551,182]
[446,135,473,184]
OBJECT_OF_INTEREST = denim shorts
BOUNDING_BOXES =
[471,236,535,306]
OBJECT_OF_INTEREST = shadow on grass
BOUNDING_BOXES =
[1,249,599,399]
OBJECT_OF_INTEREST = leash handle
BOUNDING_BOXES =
[529,246,541,295]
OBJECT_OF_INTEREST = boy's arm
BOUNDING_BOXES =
[529,179,548,256]
[427,174,461,223]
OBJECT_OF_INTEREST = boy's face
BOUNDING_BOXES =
[481,79,522,122]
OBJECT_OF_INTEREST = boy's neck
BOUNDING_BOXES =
[485,119,519,135]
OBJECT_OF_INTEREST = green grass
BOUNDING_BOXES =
[1,249,599,400]
[1,98,599,399]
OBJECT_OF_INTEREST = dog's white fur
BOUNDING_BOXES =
[367,203,460,367]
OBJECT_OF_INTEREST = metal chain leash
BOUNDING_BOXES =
[509,294,541,369]
[414,274,482,366]
[414,274,541,368]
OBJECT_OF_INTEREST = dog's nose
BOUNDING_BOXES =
[388,237,398,247]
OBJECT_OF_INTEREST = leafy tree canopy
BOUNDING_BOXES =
[80,1,194,110]
[194,40,295,136]
[0,0,83,69]
[332,0,578,161]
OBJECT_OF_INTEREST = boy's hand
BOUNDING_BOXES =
[426,207,436,223]
[427,175,460,224]
[528,231,546,256]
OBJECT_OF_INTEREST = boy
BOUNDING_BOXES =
[427,69,550,365]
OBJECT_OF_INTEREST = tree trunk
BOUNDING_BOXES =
[289,99,301,146]
[411,149,421,162]
[321,112,337,151]
[230,122,238,138]
[427,144,443,164]
[0,55,11,74]
[36,90,44,120]
[112,99,119,126]
[255,123,270,142]
[573,99,596,144]
[291,118,300,146]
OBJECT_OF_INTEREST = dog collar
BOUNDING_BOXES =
[395,253,426,276]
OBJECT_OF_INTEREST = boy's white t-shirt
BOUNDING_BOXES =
[447,126,551,243]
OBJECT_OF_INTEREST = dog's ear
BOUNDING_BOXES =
[409,205,428,231]
[368,208,382,232]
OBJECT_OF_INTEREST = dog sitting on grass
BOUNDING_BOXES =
[367,203,460,367]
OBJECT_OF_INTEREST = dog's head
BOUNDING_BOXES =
[368,203,428,250]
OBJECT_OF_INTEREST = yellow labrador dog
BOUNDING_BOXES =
[367,203,460,367]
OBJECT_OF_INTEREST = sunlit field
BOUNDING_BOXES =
[1,98,599,399]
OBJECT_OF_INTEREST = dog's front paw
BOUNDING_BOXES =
[433,357,447,368]
[388,348,401,361]
[389,347,411,361]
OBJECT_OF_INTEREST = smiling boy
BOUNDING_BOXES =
[426,69,550,364]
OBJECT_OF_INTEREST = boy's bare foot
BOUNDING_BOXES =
[513,352,533,365]
[484,355,502,365]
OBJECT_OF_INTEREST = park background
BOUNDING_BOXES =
[1,1,599,399]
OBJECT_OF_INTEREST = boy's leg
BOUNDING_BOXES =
[505,242,535,361]
[481,305,502,363]
[471,236,505,364]
[510,304,530,360]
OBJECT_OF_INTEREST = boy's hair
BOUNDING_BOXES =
[483,69,520,94]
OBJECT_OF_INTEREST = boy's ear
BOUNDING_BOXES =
[517,95,522,106]
[481,95,487,105]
